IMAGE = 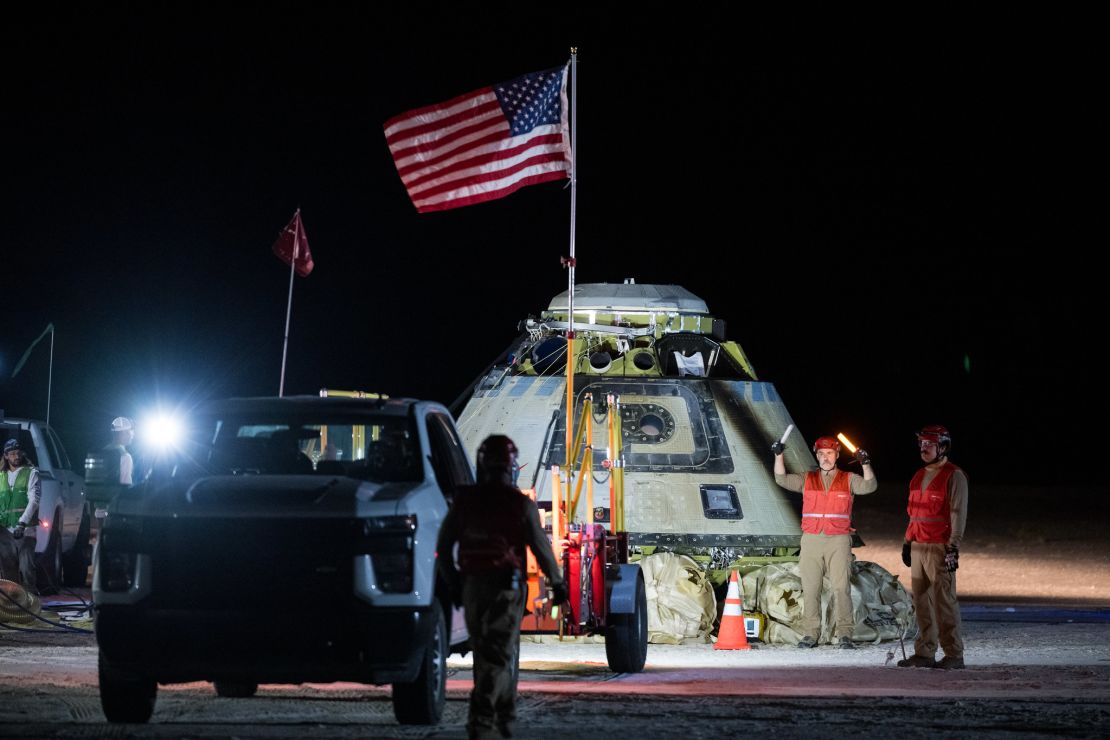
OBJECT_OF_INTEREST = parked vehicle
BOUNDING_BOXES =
[1,415,91,591]
[93,394,474,725]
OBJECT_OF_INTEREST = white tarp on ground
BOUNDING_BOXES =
[639,554,914,645]
[640,552,717,644]
[741,560,915,645]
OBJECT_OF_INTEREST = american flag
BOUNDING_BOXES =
[384,65,572,213]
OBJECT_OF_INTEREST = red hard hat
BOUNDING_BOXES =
[477,434,519,474]
[813,436,840,453]
[916,425,951,447]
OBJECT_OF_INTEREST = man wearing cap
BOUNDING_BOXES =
[107,417,135,486]
[897,425,968,670]
[1,439,41,593]
[773,435,876,649]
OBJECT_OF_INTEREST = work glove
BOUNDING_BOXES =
[11,524,25,540]
[901,542,912,568]
[770,441,785,456]
[550,580,570,606]
[856,448,871,466]
[944,544,959,573]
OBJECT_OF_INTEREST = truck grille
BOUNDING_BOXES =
[141,517,357,610]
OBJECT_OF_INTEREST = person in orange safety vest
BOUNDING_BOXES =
[774,435,876,649]
[437,435,567,740]
[897,424,968,670]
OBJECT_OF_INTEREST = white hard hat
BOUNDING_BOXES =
[110,416,134,432]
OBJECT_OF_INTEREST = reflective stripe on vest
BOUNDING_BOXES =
[0,467,32,528]
[904,462,961,543]
[801,470,854,535]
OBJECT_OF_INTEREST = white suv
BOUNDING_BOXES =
[93,395,473,725]
[1,416,91,590]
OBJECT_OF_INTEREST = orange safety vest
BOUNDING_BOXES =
[904,462,961,543]
[801,470,854,535]
[454,482,528,575]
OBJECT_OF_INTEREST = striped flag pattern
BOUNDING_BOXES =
[384,65,572,213]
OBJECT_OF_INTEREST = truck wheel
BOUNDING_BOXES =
[605,571,648,673]
[214,681,258,698]
[99,652,156,723]
[392,600,447,725]
[61,504,92,587]
[34,513,63,596]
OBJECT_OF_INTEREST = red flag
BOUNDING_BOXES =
[272,209,314,277]
[384,65,571,213]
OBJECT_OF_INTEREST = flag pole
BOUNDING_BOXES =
[278,209,299,397]
[563,49,578,534]
[10,323,55,424]
[46,326,54,425]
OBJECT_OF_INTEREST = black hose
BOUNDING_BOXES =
[0,587,93,634]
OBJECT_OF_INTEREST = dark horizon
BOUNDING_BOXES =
[2,8,1098,486]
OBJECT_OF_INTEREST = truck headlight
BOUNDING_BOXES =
[100,552,137,592]
[358,515,416,593]
[98,517,143,592]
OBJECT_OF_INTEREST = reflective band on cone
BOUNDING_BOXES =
[714,570,751,650]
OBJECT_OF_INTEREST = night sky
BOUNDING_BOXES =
[2,8,1099,486]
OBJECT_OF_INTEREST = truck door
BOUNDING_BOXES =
[424,412,475,645]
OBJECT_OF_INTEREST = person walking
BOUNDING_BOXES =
[898,424,968,669]
[774,435,877,648]
[0,439,41,593]
[436,435,567,740]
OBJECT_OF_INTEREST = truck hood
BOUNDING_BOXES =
[112,474,420,518]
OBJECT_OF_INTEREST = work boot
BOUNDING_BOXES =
[468,725,501,740]
[837,636,855,650]
[796,635,817,649]
[936,655,966,670]
[896,654,937,668]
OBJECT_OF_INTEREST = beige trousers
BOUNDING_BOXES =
[799,532,855,640]
[910,542,963,659]
[462,574,525,733]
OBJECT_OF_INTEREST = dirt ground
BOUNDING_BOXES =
[2,618,1109,739]
[852,483,1110,604]
[1,483,1108,738]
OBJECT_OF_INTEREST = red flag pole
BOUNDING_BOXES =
[278,209,300,397]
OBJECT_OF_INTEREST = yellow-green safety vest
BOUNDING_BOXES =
[0,467,32,528]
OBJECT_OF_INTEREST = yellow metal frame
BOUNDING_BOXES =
[554,391,625,538]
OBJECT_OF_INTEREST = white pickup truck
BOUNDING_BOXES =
[0,415,92,591]
[94,395,473,726]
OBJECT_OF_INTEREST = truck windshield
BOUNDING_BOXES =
[191,413,421,482]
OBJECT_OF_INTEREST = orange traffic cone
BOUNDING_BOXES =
[714,570,752,650]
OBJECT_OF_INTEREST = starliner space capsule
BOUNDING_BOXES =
[455,281,817,578]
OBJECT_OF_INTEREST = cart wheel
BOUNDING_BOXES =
[605,569,647,673]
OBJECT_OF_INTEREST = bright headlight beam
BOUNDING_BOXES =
[144,413,185,450]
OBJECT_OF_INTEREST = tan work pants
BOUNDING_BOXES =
[462,574,525,734]
[799,532,855,640]
[910,542,963,660]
